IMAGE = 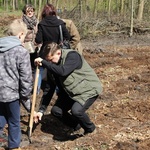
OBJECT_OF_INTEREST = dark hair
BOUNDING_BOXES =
[42,42,61,58]
[22,4,35,14]
[41,3,56,19]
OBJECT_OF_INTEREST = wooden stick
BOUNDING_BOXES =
[28,66,40,142]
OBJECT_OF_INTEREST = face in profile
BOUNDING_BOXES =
[46,50,61,64]
[26,7,34,18]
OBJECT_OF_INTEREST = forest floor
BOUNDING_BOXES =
[0,16,150,150]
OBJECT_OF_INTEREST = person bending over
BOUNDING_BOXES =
[34,42,102,136]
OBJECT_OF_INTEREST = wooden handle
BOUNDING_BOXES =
[28,66,40,137]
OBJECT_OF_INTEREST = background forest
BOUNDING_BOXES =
[0,0,150,38]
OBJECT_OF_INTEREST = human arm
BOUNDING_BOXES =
[42,51,82,76]
[19,49,33,101]
[19,49,33,112]
[34,74,56,123]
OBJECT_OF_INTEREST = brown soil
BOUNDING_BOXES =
[1,16,150,150]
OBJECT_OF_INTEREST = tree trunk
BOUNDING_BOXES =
[79,0,83,19]
[115,0,119,15]
[34,0,37,8]
[15,0,18,10]
[6,0,8,11]
[12,0,15,11]
[37,0,42,20]
[93,0,98,18]
[108,0,112,21]
[137,0,145,21]
[121,0,125,15]
[130,0,134,37]
[20,0,23,4]
[85,0,89,18]
[55,0,59,8]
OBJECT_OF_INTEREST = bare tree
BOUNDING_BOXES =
[26,0,29,4]
[55,0,59,8]
[37,0,42,20]
[120,0,125,15]
[108,0,112,21]
[137,0,145,21]
[11,0,18,11]
[16,0,18,10]
[34,0,37,8]
[6,0,8,11]
[85,0,89,18]
[20,0,23,4]
[130,0,134,37]
[12,0,15,11]
[93,0,99,18]
[115,0,120,14]
[79,0,83,19]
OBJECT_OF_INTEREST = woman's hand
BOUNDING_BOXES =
[34,57,43,66]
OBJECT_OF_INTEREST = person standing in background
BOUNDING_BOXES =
[0,19,33,150]
[35,3,70,56]
[61,18,83,54]
[34,3,71,92]
[22,4,38,71]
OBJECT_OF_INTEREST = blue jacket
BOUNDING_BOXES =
[0,36,33,103]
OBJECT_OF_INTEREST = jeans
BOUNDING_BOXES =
[0,100,21,148]
[51,94,98,132]
[0,115,6,133]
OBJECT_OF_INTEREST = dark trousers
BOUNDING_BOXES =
[51,95,98,132]
[0,100,21,148]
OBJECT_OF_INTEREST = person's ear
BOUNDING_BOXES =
[18,32,24,39]
[57,50,61,56]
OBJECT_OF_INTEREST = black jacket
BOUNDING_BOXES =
[38,51,82,113]
[35,16,70,49]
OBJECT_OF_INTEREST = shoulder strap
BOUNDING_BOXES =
[59,25,63,42]
[31,30,35,42]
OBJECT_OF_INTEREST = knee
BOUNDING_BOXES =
[51,106,63,117]
[71,108,82,117]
